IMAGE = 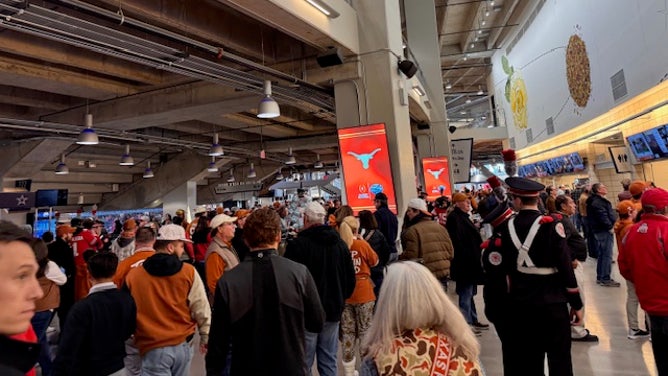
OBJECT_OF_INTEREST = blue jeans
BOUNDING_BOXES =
[456,283,478,325]
[594,231,613,281]
[31,310,54,376]
[305,321,339,376]
[142,341,193,376]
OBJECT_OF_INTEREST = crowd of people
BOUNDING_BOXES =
[1,174,667,376]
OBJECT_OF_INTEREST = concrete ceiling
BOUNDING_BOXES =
[0,0,527,208]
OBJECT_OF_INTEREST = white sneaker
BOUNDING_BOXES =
[628,329,650,339]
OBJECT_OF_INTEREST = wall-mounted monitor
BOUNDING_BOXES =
[627,133,654,161]
[642,128,668,159]
[568,152,585,171]
[35,189,69,207]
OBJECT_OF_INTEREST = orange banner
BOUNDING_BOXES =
[338,123,397,214]
[422,157,451,200]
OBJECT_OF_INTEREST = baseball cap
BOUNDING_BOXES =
[641,187,668,212]
[616,200,635,214]
[123,219,137,231]
[235,209,251,219]
[157,224,192,243]
[407,198,431,216]
[305,201,326,218]
[194,205,207,215]
[210,214,237,229]
[629,181,647,197]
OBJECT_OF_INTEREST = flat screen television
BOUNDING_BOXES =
[627,133,654,161]
[642,128,668,159]
[35,189,69,207]
[568,152,585,171]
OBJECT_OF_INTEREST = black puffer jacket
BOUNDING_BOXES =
[284,225,356,322]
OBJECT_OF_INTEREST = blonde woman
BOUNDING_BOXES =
[337,215,379,376]
[360,261,482,376]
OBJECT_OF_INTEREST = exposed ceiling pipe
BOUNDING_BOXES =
[57,0,330,94]
[0,2,335,113]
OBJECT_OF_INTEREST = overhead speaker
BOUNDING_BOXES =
[416,122,430,130]
[398,60,417,78]
[448,125,457,134]
[316,47,344,68]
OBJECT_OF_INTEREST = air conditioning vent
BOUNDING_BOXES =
[546,117,554,135]
[611,69,627,102]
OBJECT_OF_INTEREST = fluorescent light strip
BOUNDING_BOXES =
[305,0,340,18]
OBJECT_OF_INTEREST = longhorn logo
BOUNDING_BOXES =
[426,168,445,180]
[347,148,381,169]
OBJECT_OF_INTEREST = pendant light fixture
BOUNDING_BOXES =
[55,153,69,175]
[247,162,257,178]
[285,147,296,165]
[477,85,484,95]
[77,113,99,145]
[119,144,134,166]
[257,80,280,118]
[227,168,235,183]
[143,161,154,179]
[275,169,285,181]
[314,154,323,169]
[207,157,219,172]
[209,133,224,156]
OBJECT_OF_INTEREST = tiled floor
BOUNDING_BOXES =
[190,258,658,375]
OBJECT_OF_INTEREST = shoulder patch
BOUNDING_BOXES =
[555,222,566,238]
[488,251,502,266]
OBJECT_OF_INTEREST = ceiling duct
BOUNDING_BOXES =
[0,1,335,114]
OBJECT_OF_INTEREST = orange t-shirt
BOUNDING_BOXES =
[347,239,379,304]
[113,249,155,288]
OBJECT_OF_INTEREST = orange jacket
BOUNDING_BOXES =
[125,259,210,355]
[113,249,155,288]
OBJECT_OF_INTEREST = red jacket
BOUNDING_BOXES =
[619,214,668,316]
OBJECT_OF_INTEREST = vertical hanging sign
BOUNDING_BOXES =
[422,157,451,200]
[338,123,397,214]
[450,138,473,183]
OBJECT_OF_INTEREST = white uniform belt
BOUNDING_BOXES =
[517,266,558,275]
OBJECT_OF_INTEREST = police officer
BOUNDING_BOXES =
[500,177,584,376]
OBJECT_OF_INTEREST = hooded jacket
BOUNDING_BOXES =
[446,207,483,284]
[125,253,210,355]
[284,225,356,322]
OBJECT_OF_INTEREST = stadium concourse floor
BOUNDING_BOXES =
[188,260,658,376]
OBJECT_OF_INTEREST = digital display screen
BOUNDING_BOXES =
[338,123,397,214]
[568,152,585,171]
[627,133,655,161]
[642,128,668,159]
[35,189,69,207]
[422,157,451,200]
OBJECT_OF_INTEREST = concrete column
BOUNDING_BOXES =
[404,0,453,190]
[415,133,432,189]
[163,181,197,221]
[337,0,415,213]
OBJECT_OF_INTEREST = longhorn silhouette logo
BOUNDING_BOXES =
[426,168,445,180]
[347,148,382,169]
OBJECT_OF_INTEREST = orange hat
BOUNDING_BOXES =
[56,225,75,237]
[216,206,225,214]
[235,209,251,219]
[629,181,647,196]
[123,219,137,231]
[616,200,635,215]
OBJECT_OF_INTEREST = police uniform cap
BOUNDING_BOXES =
[505,177,545,197]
